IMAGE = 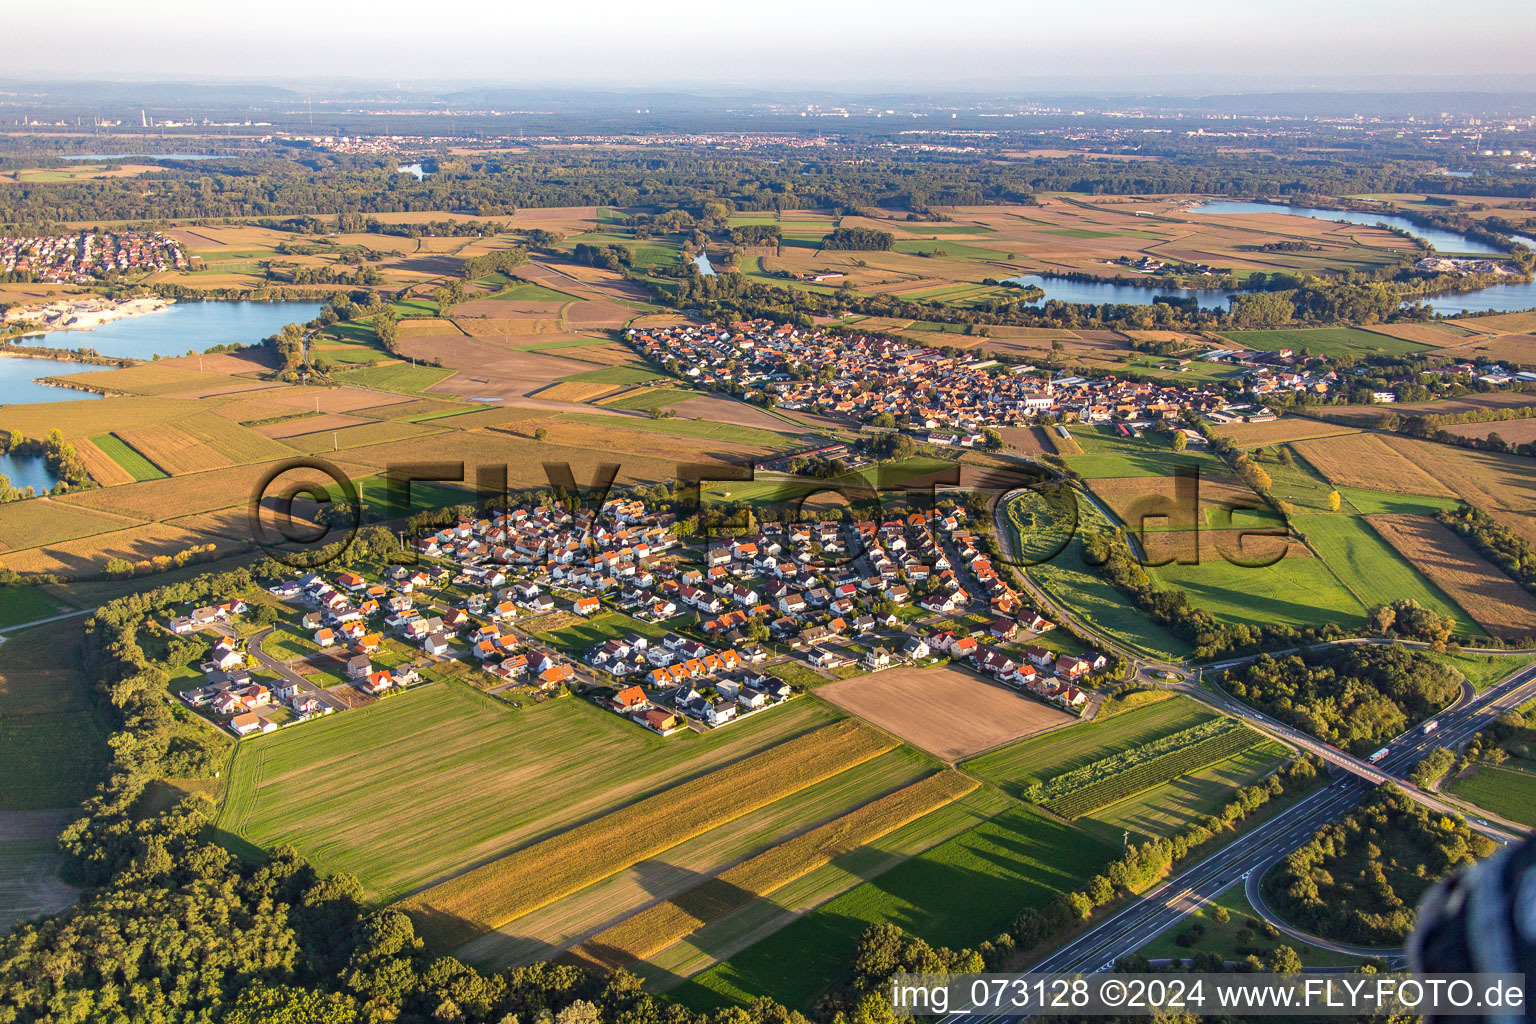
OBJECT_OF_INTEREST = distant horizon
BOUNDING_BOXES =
[8,0,1535,88]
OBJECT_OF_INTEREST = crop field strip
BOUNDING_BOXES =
[1043,726,1264,819]
[1036,718,1246,802]
[397,719,897,950]
[1290,433,1458,500]
[1292,512,1482,633]
[677,801,1115,1011]
[962,695,1215,797]
[1089,741,1291,843]
[1366,513,1536,638]
[564,770,978,972]
[218,688,846,904]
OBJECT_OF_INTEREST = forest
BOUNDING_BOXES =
[1264,787,1494,946]
[1218,645,1461,754]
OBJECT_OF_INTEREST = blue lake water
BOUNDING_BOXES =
[24,300,323,361]
[1190,200,1504,255]
[0,356,104,407]
[1004,275,1235,310]
[1414,279,1536,316]
[397,163,426,180]
[691,252,717,276]
[0,452,60,494]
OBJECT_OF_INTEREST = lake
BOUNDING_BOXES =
[1414,279,1536,316]
[23,300,324,361]
[0,356,104,407]
[1191,200,1505,255]
[691,252,717,277]
[398,163,426,180]
[1004,275,1235,310]
[0,452,60,494]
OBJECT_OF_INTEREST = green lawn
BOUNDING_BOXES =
[677,802,1115,1010]
[602,388,694,412]
[1221,327,1430,359]
[0,587,67,627]
[334,362,454,394]
[1293,513,1481,634]
[1068,451,1228,480]
[1150,555,1367,632]
[1449,764,1536,826]
[215,685,845,902]
[91,432,168,480]
[486,281,578,302]
[1265,448,1339,513]
[1337,487,1462,516]
[962,696,1216,798]
[1439,650,1536,692]
[532,610,669,655]
[0,620,111,811]
[557,366,665,386]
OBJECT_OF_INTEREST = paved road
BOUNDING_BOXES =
[246,625,345,711]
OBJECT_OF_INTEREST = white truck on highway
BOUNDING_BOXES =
[1424,720,1440,735]
[1369,747,1390,764]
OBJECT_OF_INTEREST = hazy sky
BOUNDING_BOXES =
[9,0,1534,87]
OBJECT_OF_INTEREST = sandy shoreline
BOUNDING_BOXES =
[4,295,175,334]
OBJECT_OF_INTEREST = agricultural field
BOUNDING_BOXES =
[1150,552,1367,631]
[1292,513,1480,632]
[1042,724,1263,819]
[1208,418,1359,447]
[217,686,851,904]
[1449,761,1536,826]
[675,801,1115,1010]
[1290,433,1457,500]
[1089,741,1291,844]
[1007,492,1191,659]
[1218,326,1429,359]
[398,719,896,950]
[1084,474,1278,533]
[815,664,1075,761]
[88,433,169,480]
[1366,514,1536,638]
[962,695,1217,799]
[562,771,978,972]
[0,620,110,811]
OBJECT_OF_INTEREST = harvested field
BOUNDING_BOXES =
[562,300,632,329]
[455,315,565,337]
[566,771,977,971]
[1291,433,1457,499]
[999,425,1053,456]
[1209,419,1360,447]
[1379,434,1536,511]
[1364,322,1478,346]
[1440,419,1536,445]
[0,395,202,441]
[72,437,136,486]
[1140,527,1300,565]
[531,381,626,403]
[0,498,142,552]
[397,719,896,950]
[0,809,80,931]
[1455,335,1536,366]
[45,363,236,396]
[1367,514,1536,638]
[254,413,368,439]
[815,664,1074,761]
[350,397,470,420]
[115,413,294,474]
[669,394,800,432]
[55,460,376,522]
[0,521,217,576]
[401,335,603,400]
[1453,312,1536,335]
[282,419,443,454]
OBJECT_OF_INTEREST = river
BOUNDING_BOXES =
[1190,200,1505,255]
